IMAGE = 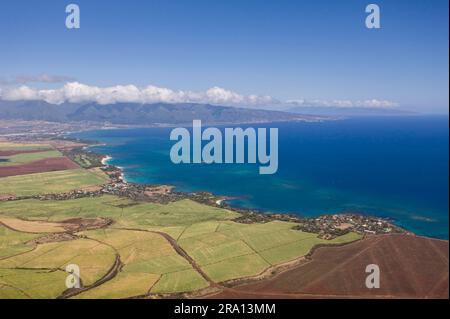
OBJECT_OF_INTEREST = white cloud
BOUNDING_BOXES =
[1,85,40,101]
[286,98,399,109]
[0,82,399,109]
[0,82,279,107]
[357,99,399,108]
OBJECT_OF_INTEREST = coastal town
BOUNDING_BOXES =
[232,210,405,239]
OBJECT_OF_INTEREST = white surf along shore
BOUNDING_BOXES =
[101,155,112,165]
[101,155,127,183]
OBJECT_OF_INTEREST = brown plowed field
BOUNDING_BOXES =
[0,149,52,156]
[208,234,449,299]
[0,157,79,177]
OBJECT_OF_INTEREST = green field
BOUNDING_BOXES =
[202,253,270,282]
[72,154,93,168]
[0,225,40,259]
[0,168,108,196]
[0,148,362,299]
[0,268,67,299]
[0,196,237,225]
[0,238,116,286]
[81,229,189,275]
[74,272,160,299]
[0,195,132,221]
[73,228,208,298]
[0,236,118,299]
[0,150,62,167]
[151,269,209,294]
[0,142,52,151]
[115,199,240,228]
[179,220,361,282]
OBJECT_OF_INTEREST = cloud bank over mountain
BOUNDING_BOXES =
[0,81,398,109]
[0,82,278,107]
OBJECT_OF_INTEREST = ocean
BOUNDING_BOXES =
[72,116,449,239]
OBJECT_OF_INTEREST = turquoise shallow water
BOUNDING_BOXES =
[72,116,449,239]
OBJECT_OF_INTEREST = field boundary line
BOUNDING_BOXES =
[298,236,384,291]
[112,227,219,288]
[0,282,33,299]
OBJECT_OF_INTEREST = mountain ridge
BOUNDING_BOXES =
[0,100,322,125]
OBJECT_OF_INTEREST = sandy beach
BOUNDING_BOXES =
[101,155,112,165]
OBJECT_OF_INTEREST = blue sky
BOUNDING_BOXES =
[0,0,448,113]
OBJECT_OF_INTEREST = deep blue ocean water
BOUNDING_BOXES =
[72,116,449,239]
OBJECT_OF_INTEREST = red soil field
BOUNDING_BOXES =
[208,234,449,299]
[0,157,79,178]
[0,149,52,156]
